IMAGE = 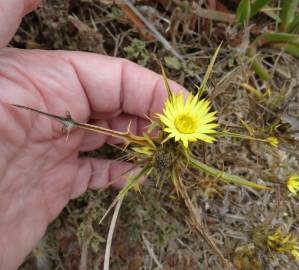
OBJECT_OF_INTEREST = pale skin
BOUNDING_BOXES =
[0,1,186,269]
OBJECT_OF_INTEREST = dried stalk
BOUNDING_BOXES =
[176,176,234,270]
[103,197,123,270]
[12,104,150,146]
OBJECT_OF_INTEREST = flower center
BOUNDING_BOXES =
[174,114,197,134]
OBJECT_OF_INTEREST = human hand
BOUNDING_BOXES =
[0,1,184,269]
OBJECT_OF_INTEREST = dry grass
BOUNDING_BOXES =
[15,1,299,269]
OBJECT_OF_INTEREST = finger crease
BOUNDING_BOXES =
[87,158,96,186]
[69,60,92,120]
[147,78,160,117]
[119,60,125,111]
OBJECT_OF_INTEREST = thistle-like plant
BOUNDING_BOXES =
[14,45,276,269]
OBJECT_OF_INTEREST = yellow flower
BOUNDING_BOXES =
[292,249,299,260]
[267,228,299,260]
[287,175,299,195]
[158,92,218,148]
[266,136,279,147]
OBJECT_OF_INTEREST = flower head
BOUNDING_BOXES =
[266,136,279,147]
[287,175,299,195]
[158,92,218,148]
[267,227,299,260]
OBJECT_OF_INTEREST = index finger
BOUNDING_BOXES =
[61,51,187,119]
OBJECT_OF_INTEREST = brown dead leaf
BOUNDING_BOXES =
[121,4,155,41]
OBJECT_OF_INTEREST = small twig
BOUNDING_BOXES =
[142,234,163,269]
[79,237,91,270]
[122,0,184,61]
[103,197,123,270]
[261,186,282,228]
[12,104,150,146]
[177,177,234,270]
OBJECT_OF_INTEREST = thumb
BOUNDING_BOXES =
[0,0,41,48]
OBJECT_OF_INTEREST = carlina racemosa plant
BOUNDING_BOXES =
[13,45,277,269]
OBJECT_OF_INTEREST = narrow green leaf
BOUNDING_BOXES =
[247,46,271,81]
[261,7,281,22]
[249,32,299,79]
[288,15,299,33]
[251,58,271,81]
[280,0,299,32]
[236,0,251,25]
[189,157,271,190]
[251,0,271,17]
[254,32,299,47]
[196,43,221,98]
[271,43,299,58]
[117,165,152,199]
[160,63,174,100]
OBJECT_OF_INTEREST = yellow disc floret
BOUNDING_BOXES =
[158,92,218,148]
[174,114,198,134]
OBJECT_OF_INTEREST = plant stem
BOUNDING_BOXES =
[189,156,271,190]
